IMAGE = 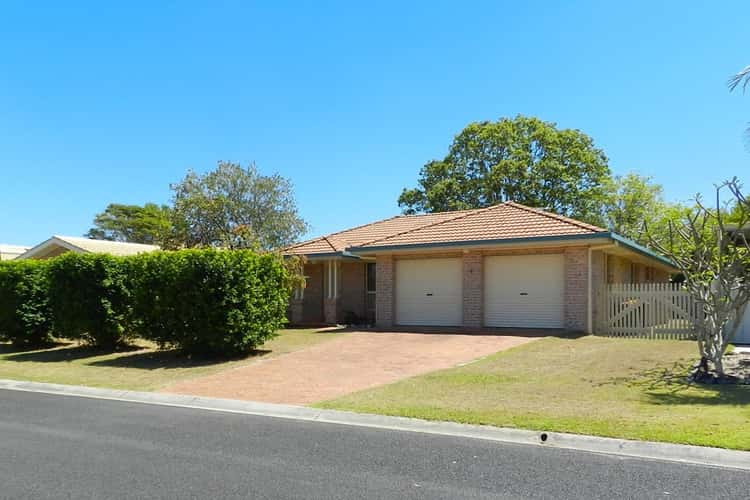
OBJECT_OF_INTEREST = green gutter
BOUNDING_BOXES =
[609,233,676,268]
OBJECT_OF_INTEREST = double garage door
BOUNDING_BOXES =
[395,255,565,328]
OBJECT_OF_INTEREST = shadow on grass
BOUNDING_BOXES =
[602,360,750,406]
[645,386,750,406]
[86,348,272,370]
[4,344,142,363]
[0,341,69,355]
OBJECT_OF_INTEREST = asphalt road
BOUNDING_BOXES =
[0,390,747,499]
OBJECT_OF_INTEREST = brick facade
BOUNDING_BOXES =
[288,299,304,324]
[462,252,483,328]
[375,255,394,328]
[289,245,671,331]
[564,247,588,331]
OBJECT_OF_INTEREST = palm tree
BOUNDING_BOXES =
[729,65,750,139]
[728,65,750,92]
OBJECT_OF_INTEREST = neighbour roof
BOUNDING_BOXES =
[285,201,606,256]
[0,244,31,253]
[54,236,160,255]
[18,235,160,259]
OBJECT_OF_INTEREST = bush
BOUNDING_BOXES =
[130,249,291,356]
[47,253,133,349]
[0,260,53,347]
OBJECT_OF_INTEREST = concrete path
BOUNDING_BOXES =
[161,331,537,404]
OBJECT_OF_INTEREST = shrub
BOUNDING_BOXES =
[47,253,133,349]
[0,260,53,347]
[130,249,291,356]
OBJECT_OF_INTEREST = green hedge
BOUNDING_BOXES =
[0,260,53,347]
[0,249,290,355]
[46,253,133,349]
[129,250,291,355]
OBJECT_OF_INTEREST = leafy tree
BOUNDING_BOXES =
[87,203,172,245]
[601,173,669,245]
[398,115,612,225]
[648,179,750,379]
[170,161,308,250]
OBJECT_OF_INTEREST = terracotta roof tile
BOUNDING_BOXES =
[284,202,606,255]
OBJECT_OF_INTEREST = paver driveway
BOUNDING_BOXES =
[161,331,541,405]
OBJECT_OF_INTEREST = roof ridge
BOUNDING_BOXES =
[503,201,605,232]
[357,204,506,248]
[320,235,338,252]
[283,214,405,252]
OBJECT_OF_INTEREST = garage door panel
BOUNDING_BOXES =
[396,258,462,326]
[484,254,565,329]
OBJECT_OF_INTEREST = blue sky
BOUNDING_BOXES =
[1,1,748,246]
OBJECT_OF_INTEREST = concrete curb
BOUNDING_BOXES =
[0,379,748,471]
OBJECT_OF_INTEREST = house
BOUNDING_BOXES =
[0,244,31,261]
[284,201,676,333]
[17,235,159,260]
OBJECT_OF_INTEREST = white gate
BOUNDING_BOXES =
[599,283,698,339]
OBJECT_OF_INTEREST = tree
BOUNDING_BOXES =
[648,179,750,379]
[86,203,172,245]
[728,65,750,136]
[601,173,666,245]
[398,115,612,225]
[170,161,308,250]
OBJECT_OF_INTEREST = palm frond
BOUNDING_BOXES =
[728,65,750,93]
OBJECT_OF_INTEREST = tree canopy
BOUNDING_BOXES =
[601,173,670,245]
[170,161,308,250]
[398,115,612,225]
[86,203,172,245]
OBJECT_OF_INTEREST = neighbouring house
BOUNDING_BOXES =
[17,235,159,260]
[0,244,31,261]
[284,201,676,332]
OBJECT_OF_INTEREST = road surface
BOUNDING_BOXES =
[0,389,746,499]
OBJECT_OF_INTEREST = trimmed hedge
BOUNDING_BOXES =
[129,250,291,356]
[46,253,133,349]
[0,249,290,356]
[0,260,53,347]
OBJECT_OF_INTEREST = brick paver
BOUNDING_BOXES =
[161,331,541,405]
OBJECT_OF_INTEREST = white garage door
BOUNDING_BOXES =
[484,254,565,329]
[396,258,462,326]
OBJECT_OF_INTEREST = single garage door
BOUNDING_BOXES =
[484,254,565,329]
[396,258,462,326]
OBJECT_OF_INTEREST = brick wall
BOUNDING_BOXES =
[590,250,606,333]
[302,263,324,323]
[564,247,588,331]
[462,252,482,328]
[375,255,394,328]
[288,299,304,324]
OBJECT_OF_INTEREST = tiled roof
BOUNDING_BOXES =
[285,202,606,255]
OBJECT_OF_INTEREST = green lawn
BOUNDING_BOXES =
[316,335,750,451]
[0,328,339,391]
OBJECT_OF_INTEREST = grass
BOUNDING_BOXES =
[0,328,339,391]
[316,335,750,451]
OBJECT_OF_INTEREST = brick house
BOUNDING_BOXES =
[284,202,675,333]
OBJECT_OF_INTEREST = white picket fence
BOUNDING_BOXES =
[598,283,698,339]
